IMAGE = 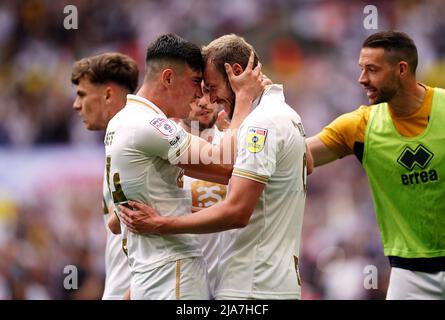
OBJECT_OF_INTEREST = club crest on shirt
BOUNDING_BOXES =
[247,126,268,153]
[150,118,177,136]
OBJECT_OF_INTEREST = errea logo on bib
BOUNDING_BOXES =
[397,144,439,185]
[397,144,433,171]
[150,118,177,136]
[247,127,268,153]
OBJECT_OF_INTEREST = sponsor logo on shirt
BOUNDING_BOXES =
[104,131,115,146]
[397,144,439,185]
[190,180,227,210]
[397,144,433,171]
[169,130,187,147]
[292,120,306,137]
[247,126,268,153]
[150,118,177,136]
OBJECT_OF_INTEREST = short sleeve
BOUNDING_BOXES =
[318,106,370,156]
[133,117,191,164]
[232,122,278,185]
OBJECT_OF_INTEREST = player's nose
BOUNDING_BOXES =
[195,85,203,99]
[73,98,81,111]
[197,96,208,109]
[209,92,218,104]
[358,70,368,85]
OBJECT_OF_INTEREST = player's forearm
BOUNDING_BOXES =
[179,94,254,168]
[108,212,121,234]
[305,143,314,175]
[158,202,247,235]
[307,136,342,167]
[229,93,253,129]
[184,168,231,185]
[178,137,232,179]
[215,94,253,165]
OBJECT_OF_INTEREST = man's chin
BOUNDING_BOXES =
[369,88,397,105]
[87,125,101,131]
[367,94,381,105]
[370,97,387,105]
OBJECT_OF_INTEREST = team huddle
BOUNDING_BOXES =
[72,31,445,300]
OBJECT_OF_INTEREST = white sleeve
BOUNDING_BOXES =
[133,117,191,164]
[232,120,279,184]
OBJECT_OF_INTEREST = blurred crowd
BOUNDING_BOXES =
[0,147,105,299]
[0,0,443,299]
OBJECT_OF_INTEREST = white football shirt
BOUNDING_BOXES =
[104,95,202,275]
[215,85,307,299]
[101,175,131,300]
[182,127,226,297]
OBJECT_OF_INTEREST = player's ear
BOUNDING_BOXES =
[232,63,243,76]
[161,69,174,87]
[398,61,409,78]
[104,86,113,104]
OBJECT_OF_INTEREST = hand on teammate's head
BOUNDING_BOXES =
[224,51,264,102]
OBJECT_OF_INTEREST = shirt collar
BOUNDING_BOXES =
[252,84,284,109]
[126,94,166,117]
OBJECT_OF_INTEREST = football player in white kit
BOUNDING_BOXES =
[71,53,139,299]
[120,34,308,299]
[105,34,265,299]
[180,81,227,298]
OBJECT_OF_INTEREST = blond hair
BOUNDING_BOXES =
[202,34,259,81]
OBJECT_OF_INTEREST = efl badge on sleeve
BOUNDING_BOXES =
[247,126,268,153]
[150,118,177,136]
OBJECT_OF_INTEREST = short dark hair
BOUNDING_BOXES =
[145,33,203,73]
[202,34,259,82]
[71,52,139,93]
[362,31,418,75]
